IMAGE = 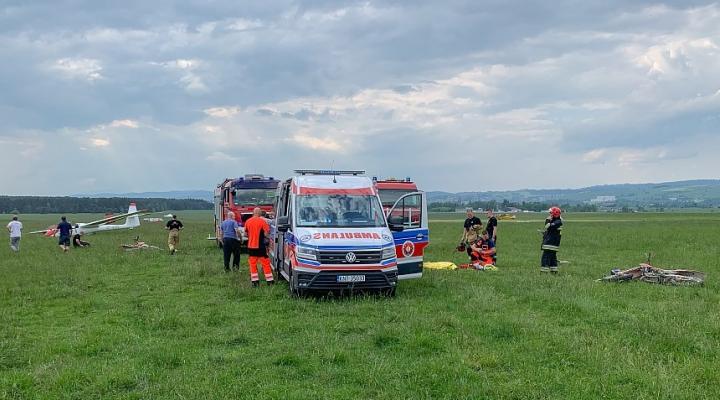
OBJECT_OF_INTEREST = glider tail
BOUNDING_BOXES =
[126,203,141,228]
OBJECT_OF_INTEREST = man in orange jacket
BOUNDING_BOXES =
[244,208,275,287]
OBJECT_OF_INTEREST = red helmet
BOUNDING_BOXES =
[549,207,561,218]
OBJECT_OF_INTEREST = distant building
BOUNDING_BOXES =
[589,195,616,204]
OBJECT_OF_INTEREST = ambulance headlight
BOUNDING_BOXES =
[296,246,317,261]
[382,246,396,260]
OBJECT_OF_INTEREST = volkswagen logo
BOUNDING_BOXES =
[345,252,357,263]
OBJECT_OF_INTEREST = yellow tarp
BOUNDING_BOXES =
[424,262,458,270]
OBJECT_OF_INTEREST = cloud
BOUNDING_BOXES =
[582,149,608,163]
[1,1,719,194]
[90,138,110,147]
[154,58,208,93]
[206,151,240,162]
[287,133,343,152]
[204,107,241,118]
[226,18,264,31]
[109,119,139,128]
[50,58,103,81]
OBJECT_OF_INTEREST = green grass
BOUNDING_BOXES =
[1,211,719,399]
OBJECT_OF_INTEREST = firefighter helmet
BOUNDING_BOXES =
[549,207,561,218]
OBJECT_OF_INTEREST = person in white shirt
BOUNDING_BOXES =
[7,215,22,252]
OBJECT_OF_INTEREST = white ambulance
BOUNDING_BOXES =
[268,170,429,296]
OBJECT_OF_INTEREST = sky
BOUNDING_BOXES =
[1,0,719,195]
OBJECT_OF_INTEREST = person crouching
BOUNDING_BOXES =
[470,230,496,270]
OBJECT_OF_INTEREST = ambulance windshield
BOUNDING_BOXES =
[296,194,386,228]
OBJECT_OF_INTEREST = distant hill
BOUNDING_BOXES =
[427,179,720,208]
[0,196,212,214]
[77,190,214,202]
[72,179,720,210]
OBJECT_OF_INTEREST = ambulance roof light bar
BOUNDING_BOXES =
[294,169,366,176]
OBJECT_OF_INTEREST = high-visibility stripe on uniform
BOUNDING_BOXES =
[541,244,560,251]
[249,256,273,282]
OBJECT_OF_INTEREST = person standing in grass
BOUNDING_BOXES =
[486,209,498,243]
[165,215,183,255]
[244,208,274,287]
[56,216,73,253]
[6,215,22,252]
[486,209,499,263]
[221,211,242,272]
[540,207,563,274]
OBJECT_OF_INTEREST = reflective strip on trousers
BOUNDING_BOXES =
[541,245,559,251]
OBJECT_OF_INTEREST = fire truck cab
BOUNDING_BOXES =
[269,170,428,295]
[212,174,280,247]
[374,177,419,210]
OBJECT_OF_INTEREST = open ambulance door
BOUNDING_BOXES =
[270,179,292,281]
[388,191,429,279]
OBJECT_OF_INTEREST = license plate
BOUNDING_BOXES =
[337,275,365,283]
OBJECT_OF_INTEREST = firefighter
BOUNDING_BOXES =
[165,215,183,255]
[460,208,483,261]
[470,230,496,270]
[541,207,563,273]
[244,207,274,287]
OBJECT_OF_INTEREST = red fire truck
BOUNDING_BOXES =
[211,174,280,247]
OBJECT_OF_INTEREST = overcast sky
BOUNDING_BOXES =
[1,1,719,195]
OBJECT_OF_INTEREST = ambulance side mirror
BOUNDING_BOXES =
[277,216,290,232]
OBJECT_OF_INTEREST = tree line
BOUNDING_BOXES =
[0,196,212,214]
[429,199,598,213]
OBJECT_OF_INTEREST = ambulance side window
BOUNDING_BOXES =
[278,181,291,219]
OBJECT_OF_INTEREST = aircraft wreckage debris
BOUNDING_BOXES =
[599,263,705,286]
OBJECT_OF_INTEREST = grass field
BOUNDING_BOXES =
[1,211,719,399]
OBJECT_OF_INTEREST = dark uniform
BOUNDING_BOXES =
[166,218,183,254]
[57,220,72,248]
[486,216,498,242]
[541,217,563,273]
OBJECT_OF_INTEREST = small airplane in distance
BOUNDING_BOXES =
[31,203,150,236]
[497,213,517,221]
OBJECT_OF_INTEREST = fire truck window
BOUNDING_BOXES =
[233,189,276,206]
[379,189,414,207]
